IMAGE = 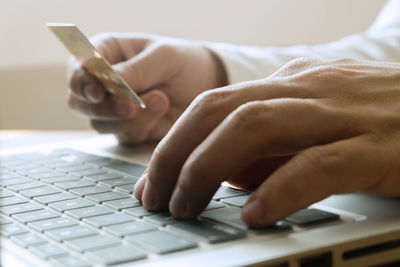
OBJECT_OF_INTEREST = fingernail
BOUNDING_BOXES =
[147,95,166,112]
[242,196,264,225]
[142,180,159,210]
[113,101,132,116]
[169,187,189,218]
[133,173,147,200]
[83,85,99,103]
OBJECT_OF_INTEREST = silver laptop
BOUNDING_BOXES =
[1,133,400,267]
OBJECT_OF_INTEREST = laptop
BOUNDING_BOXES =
[1,132,400,267]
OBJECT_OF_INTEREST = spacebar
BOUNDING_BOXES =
[104,162,146,177]
[167,220,246,244]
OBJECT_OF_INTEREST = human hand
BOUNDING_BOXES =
[134,57,400,227]
[67,33,227,144]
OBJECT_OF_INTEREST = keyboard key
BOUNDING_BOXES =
[0,202,43,215]
[0,215,13,224]
[115,184,135,194]
[205,200,226,210]
[126,230,196,254]
[57,164,91,172]
[69,186,111,197]
[65,234,120,252]
[29,171,65,180]
[104,221,156,237]
[86,192,129,203]
[0,196,29,206]
[29,243,68,259]
[123,206,152,217]
[29,217,79,231]
[201,206,290,234]
[212,186,249,200]
[49,199,95,212]
[99,177,138,188]
[249,221,292,235]
[19,166,52,176]
[0,189,15,198]
[103,198,141,210]
[50,256,90,267]
[1,224,29,237]
[55,180,96,190]
[104,162,146,177]
[168,220,246,243]
[11,233,47,247]
[7,181,46,192]
[83,213,133,228]
[34,193,75,204]
[41,175,80,184]
[84,173,122,182]
[285,209,340,226]
[220,195,250,207]
[45,161,73,168]
[86,245,146,265]
[65,206,114,219]
[84,157,124,167]
[13,209,60,223]
[20,186,61,198]
[201,206,249,229]
[0,177,32,187]
[143,212,181,226]
[45,225,97,241]
[8,163,39,171]
[0,173,24,180]
[69,168,106,177]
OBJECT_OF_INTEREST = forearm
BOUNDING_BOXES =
[203,0,400,85]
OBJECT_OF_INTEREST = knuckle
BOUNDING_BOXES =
[329,58,357,65]
[301,146,343,191]
[285,57,316,71]
[191,89,231,116]
[153,42,178,57]
[230,101,269,133]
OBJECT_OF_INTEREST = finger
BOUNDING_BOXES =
[90,89,170,144]
[112,43,184,94]
[227,155,293,191]
[68,59,105,104]
[168,98,361,218]
[67,92,137,120]
[134,170,148,201]
[90,32,155,63]
[241,136,389,227]
[139,80,318,211]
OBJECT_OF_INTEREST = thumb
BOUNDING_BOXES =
[113,44,181,94]
[241,137,384,227]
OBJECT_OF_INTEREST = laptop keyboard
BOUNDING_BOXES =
[0,149,340,266]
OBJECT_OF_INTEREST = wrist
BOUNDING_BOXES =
[203,47,228,88]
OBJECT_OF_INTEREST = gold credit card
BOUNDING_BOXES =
[47,22,146,108]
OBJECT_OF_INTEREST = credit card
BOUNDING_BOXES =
[47,22,146,108]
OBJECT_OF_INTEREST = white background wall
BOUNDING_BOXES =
[0,0,387,130]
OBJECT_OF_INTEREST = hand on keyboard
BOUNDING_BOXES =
[135,58,400,227]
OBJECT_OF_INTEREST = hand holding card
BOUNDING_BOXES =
[47,22,146,108]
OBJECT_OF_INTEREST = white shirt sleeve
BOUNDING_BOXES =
[204,0,400,85]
